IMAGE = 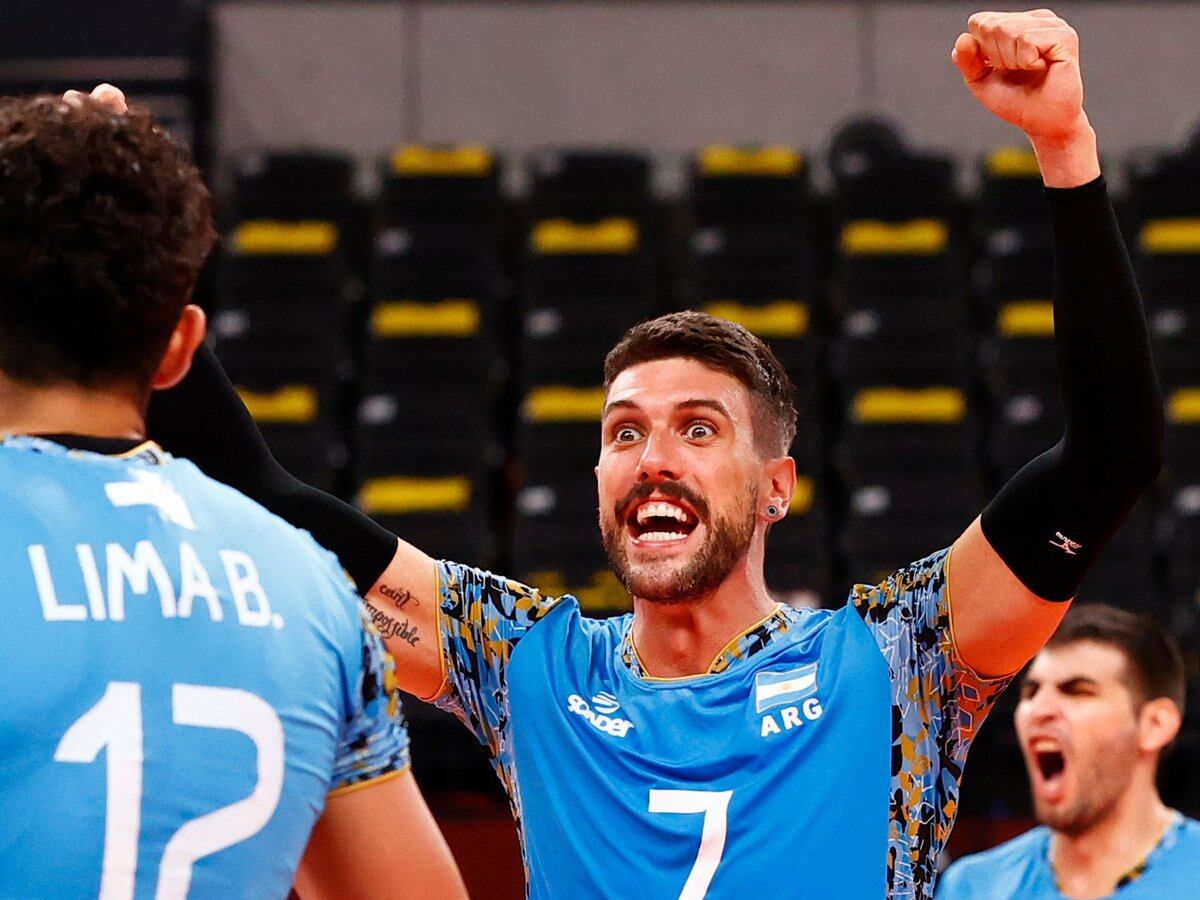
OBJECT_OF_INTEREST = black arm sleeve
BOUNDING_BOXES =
[147,345,400,591]
[979,176,1165,601]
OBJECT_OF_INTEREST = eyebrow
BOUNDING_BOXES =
[601,397,732,421]
[1023,675,1100,692]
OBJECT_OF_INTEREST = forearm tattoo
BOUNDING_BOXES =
[366,584,420,647]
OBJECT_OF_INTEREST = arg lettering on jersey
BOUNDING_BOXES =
[755,663,824,737]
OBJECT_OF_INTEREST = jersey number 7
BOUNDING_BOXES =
[55,681,284,900]
[649,789,734,899]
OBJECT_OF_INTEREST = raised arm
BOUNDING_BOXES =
[946,11,1164,676]
[149,343,447,697]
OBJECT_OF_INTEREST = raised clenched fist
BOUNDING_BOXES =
[952,9,1087,144]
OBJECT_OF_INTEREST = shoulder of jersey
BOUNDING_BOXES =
[947,825,1047,877]
[173,457,351,580]
[1175,816,1200,847]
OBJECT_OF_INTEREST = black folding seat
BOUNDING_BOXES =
[512,372,636,616]
[980,302,1062,480]
[1164,482,1200,606]
[1128,133,1200,427]
[218,152,361,488]
[765,476,833,606]
[687,144,819,323]
[356,145,505,566]
[233,380,339,488]
[976,146,1055,314]
[528,149,652,220]
[831,126,963,376]
[840,468,983,583]
[383,144,501,220]
[1077,500,1161,616]
[356,472,491,563]
[521,148,660,384]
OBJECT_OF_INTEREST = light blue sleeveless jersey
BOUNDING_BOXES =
[433,550,1011,899]
[937,814,1200,898]
[0,436,409,899]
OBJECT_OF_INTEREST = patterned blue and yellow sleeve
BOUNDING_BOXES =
[850,547,1014,896]
[432,561,561,762]
[329,604,412,796]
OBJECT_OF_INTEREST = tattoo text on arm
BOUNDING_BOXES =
[367,601,420,647]
[379,584,418,609]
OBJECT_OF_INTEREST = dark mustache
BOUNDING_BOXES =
[616,480,709,523]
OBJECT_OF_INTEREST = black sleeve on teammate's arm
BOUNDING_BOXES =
[980,175,1165,602]
[148,344,400,591]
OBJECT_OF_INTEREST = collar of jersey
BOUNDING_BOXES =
[619,603,803,682]
[1048,810,1186,892]
[1,433,168,465]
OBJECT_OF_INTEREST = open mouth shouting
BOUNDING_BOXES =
[1027,735,1069,805]
[626,497,701,546]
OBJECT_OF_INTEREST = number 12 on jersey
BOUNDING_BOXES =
[649,789,734,900]
[55,680,284,900]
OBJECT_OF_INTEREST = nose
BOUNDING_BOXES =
[1021,691,1063,728]
[636,429,683,482]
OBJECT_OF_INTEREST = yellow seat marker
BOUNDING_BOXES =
[853,387,966,424]
[358,476,472,515]
[232,220,338,256]
[237,385,319,424]
[704,301,809,339]
[371,300,481,338]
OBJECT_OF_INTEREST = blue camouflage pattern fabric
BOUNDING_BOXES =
[430,562,561,831]
[851,549,1013,896]
[331,602,411,792]
[433,548,1010,898]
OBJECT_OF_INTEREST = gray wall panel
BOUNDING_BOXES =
[212,1,1200,191]
[214,1,408,188]
[416,1,860,178]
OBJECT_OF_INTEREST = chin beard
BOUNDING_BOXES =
[1033,772,1126,836]
[603,501,757,604]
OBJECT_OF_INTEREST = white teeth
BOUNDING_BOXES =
[640,531,688,543]
[636,501,691,525]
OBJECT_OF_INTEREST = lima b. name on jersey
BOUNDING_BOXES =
[0,436,408,899]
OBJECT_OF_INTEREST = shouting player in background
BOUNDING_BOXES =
[145,9,1161,899]
[0,87,465,898]
[939,605,1200,898]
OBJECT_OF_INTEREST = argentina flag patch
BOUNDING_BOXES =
[754,662,819,714]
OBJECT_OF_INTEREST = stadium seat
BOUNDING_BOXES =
[356,144,505,565]
[217,151,361,488]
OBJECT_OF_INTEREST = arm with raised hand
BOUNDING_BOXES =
[946,10,1164,677]
[149,344,448,696]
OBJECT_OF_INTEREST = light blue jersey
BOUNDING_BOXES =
[0,436,409,899]
[432,549,1011,898]
[937,814,1200,899]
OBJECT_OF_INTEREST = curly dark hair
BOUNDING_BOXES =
[0,94,215,388]
[604,311,798,456]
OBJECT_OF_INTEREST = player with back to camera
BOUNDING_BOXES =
[0,85,467,899]
[938,604,1200,898]
[143,9,1163,899]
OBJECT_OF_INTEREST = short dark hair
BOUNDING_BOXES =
[603,311,798,456]
[1045,603,1187,713]
[0,94,215,389]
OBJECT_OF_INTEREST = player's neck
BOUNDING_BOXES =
[630,545,777,679]
[1049,775,1173,898]
[0,374,146,441]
